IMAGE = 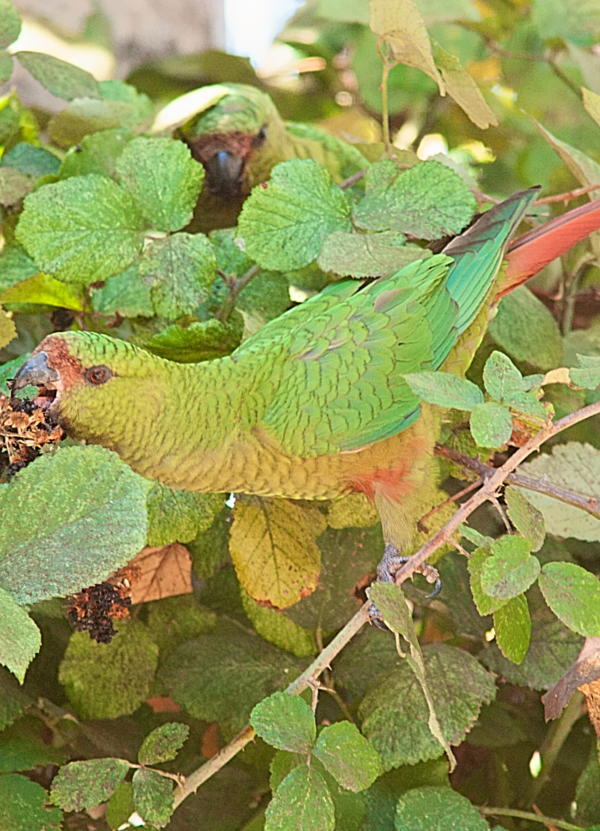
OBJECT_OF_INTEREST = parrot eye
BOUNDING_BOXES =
[253,125,267,146]
[85,365,112,385]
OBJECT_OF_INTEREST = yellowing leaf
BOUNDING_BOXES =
[0,306,16,350]
[229,497,321,609]
[583,87,600,128]
[2,274,83,310]
[369,0,444,93]
[433,44,498,129]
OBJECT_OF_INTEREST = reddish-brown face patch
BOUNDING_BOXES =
[187,131,255,168]
[36,335,85,393]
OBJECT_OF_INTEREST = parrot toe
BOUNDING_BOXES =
[368,544,442,628]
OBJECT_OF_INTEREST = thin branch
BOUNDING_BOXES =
[535,183,600,204]
[339,168,367,190]
[217,264,261,322]
[479,807,583,831]
[172,603,370,809]
[393,400,600,587]
[435,444,600,520]
[417,477,482,533]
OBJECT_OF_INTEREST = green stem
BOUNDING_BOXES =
[480,806,584,831]
[520,690,584,808]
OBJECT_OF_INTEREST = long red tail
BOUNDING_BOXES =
[497,198,600,299]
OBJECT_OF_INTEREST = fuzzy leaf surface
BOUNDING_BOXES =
[470,402,513,447]
[59,127,133,180]
[0,0,21,48]
[394,785,489,830]
[251,691,316,753]
[505,487,545,552]
[318,231,429,277]
[132,768,174,826]
[404,370,483,411]
[468,548,507,616]
[50,758,129,811]
[493,594,531,664]
[138,722,190,765]
[539,561,600,636]
[312,721,380,792]
[480,536,540,600]
[489,286,563,370]
[266,765,335,831]
[0,446,150,604]
[0,587,41,682]
[0,774,62,830]
[15,51,101,101]
[146,484,223,546]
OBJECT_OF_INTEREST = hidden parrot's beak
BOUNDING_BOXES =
[204,150,245,199]
[11,351,61,408]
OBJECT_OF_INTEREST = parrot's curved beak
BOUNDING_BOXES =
[204,150,245,199]
[11,351,61,409]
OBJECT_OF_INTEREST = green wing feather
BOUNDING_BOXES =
[233,188,538,457]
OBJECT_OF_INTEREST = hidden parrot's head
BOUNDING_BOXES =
[182,83,285,200]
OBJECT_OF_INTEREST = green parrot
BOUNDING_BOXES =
[176,83,369,232]
[12,192,600,596]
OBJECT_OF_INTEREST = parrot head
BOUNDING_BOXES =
[182,83,289,200]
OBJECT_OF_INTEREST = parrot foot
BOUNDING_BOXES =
[369,543,441,629]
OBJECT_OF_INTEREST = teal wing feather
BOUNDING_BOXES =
[232,188,539,457]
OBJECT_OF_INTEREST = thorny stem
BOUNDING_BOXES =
[217,264,261,322]
[172,400,600,813]
[520,691,585,809]
[479,807,583,831]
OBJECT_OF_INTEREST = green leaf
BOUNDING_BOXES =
[16,174,145,284]
[265,765,335,831]
[146,483,223,546]
[532,0,600,47]
[312,722,380,792]
[241,591,317,658]
[359,643,496,769]
[0,0,21,49]
[574,746,600,826]
[138,722,190,766]
[503,390,547,420]
[251,691,316,753]
[483,351,525,401]
[15,51,101,101]
[0,715,66,772]
[488,286,563,371]
[0,586,41,683]
[432,43,498,129]
[237,159,351,272]
[0,246,38,293]
[0,667,31,729]
[59,127,133,180]
[468,548,507,616]
[0,774,62,830]
[0,446,150,604]
[106,782,135,831]
[516,443,600,541]
[460,525,494,549]
[403,371,483,411]
[505,487,545,552]
[0,166,33,205]
[160,623,302,732]
[353,159,476,238]
[318,231,430,278]
[59,620,159,719]
[144,317,244,363]
[0,306,16,349]
[115,137,204,232]
[2,273,83,310]
[50,758,129,811]
[1,143,60,177]
[539,561,600,637]
[395,785,489,830]
[470,402,513,448]
[91,264,154,318]
[571,354,600,389]
[0,48,12,83]
[132,768,174,826]
[493,594,531,664]
[480,536,540,600]
[140,233,217,321]
[146,595,216,656]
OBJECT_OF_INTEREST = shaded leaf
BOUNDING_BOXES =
[144,316,244,363]
[333,627,400,699]
[0,446,150,604]
[59,620,159,719]
[0,48,12,83]
[532,0,600,47]
[0,306,16,349]
[0,586,40,682]
[312,721,380,792]
[468,548,507,616]
[404,370,483,411]
[50,758,129,811]
[230,497,321,609]
[0,0,21,49]
[241,591,316,658]
[493,594,531,664]
[266,765,335,831]
[138,722,190,766]
[91,264,154,318]
[132,767,174,826]
[0,667,31,729]
[488,287,563,371]
[106,782,135,831]
[539,561,600,636]
[318,231,429,278]
[1,143,60,177]
[15,51,101,101]
[0,166,32,205]
[251,691,316,753]
[238,159,351,272]
[16,174,145,284]
[353,159,476,237]
[571,353,600,390]
[146,484,223,547]
[2,273,83,310]
[59,127,133,180]
[505,487,545,552]
[395,785,489,830]
[480,536,540,600]
[0,774,62,830]
[145,594,216,656]
[0,246,38,293]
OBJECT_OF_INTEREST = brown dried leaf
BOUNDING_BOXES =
[129,543,193,604]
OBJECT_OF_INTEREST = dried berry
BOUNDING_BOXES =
[66,564,141,644]
[0,393,64,477]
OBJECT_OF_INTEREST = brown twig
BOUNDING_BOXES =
[339,168,367,190]
[535,183,600,205]
[217,264,261,322]
[417,477,482,533]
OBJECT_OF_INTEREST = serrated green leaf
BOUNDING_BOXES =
[395,785,489,830]
[359,643,496,769]
[16,174,145,284]
[138,722,190,765]
[504,390,547,420]
[404,371,483,411]
[493,594,531,664]
[470,402,512,448]
[505,487,545,551]
[266,765,335,831]
[0,446,150,604]
[318,231,430,278]
[571,354,600,389]
[238,159,351,272]
[146,483,223,546]
[146,595,216,656]
[2,273,83,310]
[468,548,507,616]
[460,525,494,549]
[0,774,62,830]
[483,351,524,401]
[160,623,302,732]
[59,127,133,180]
[15,51,101,101]
[539,561,600,636]
[516,443,600,541]
[432,43,498,129]
[115,137,204,232]
[0,0,21,49]
[59,620,158,719]
[251,691,316,753]
[241,591,317,658]
[91,263,154,318]
[140,232,216,321]
[353,159,476,238]
[230,497,321,609]
[132,768,174,826]
[488,286,563,371]
[50,759,129,811]
[312,722,380,792]
[0,246,38,293]
[144,316,244,363]
[480,536,539,600]
[1,143,60,177]
[0,586,40,683]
